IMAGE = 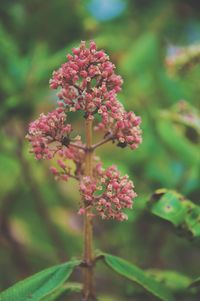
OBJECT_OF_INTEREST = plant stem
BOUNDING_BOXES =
[69,142,86,150]
[91,133,114,150]
[83,118,95,300]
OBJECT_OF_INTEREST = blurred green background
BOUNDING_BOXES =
[0,0,200,300]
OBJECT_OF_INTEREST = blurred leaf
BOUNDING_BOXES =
[0,153,20,199]
[159,71,186,102]
[103,253,175,301]
[122,32,159,74]
[165,43,200,75]
[157,119,199,165]
[160,101,200,135]
[147,269,191,292]
[0,260,80,301]
[190,276,200,288]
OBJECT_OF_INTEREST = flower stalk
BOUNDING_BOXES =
[26,40,142,301]
[83,118,95,300]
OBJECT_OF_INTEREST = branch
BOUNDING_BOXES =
[73,83,84,94]
[70,142,86,151]
[91,134,114,150]
[60,170,80,181]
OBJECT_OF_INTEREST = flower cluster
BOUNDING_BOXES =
[95,104,142,150]
[27,108,73,160]
[79,164,136,221]
[27,108,87,178]
[27,40,142,221]
[50,40,142,150]
[50,41,123,119]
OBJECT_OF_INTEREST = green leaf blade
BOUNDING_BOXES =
[150,191,188,226]
[148,189,200,239]
[103,254,175,301]
[190,276,200,288]
[0,260,80,301]
[41,282,82,301]
[146,269,191,292]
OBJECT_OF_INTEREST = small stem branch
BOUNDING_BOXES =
[91,134,114,150]
[60,171,79,181]
[70,133,114,152]
[83,118,95,300]
[69,142,86,150]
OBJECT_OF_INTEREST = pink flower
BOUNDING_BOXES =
[49,41,123,119]
[79,164,137,221]
[27,108,73,160]
[95,104,142,150]
[114,111,142,149]
[50,166,58,175]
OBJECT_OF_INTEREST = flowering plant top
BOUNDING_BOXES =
[27,41,142,221]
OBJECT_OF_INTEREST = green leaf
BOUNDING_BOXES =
[160,101,200,135]
[184,205,200,238]
[157,119,199,166]
[146,269,191,292]
[103,253,175,301]
[190,276,200,288]
[150,191,188,226]
[0,260,80,301]
[122,32,159,75]
[148,189,200,239]
[41,282,82,301]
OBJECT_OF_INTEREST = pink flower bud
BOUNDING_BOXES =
[50,167,58,175]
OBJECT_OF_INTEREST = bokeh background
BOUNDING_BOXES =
[0,0,200,300]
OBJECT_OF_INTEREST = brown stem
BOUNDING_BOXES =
[69,142,86,151]
[91,133,114,150]
[82,118,95,300]
[60,170,80,181]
